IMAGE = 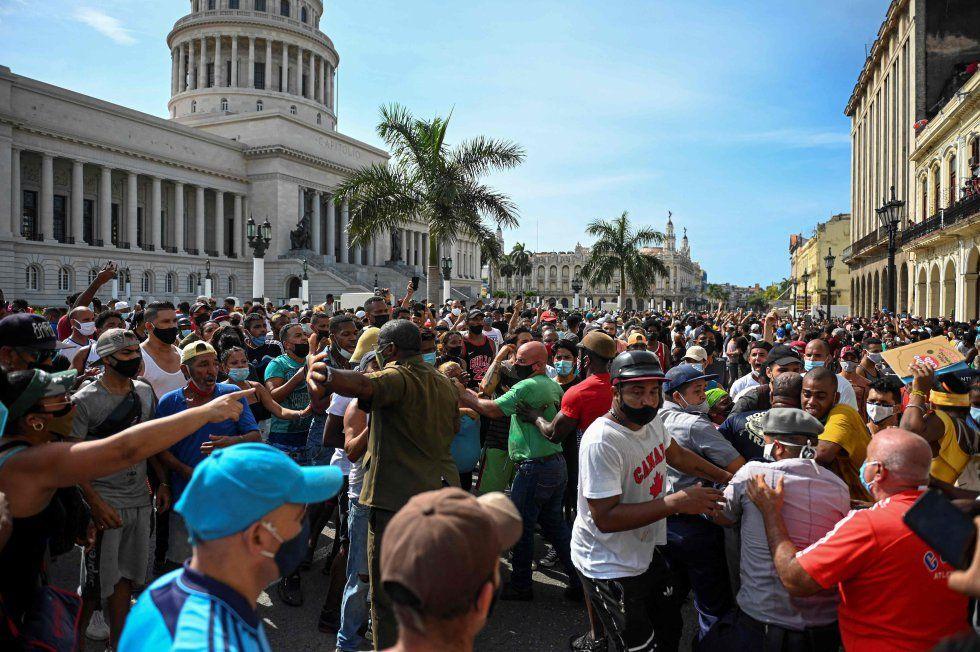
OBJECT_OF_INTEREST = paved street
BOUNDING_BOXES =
[50,520,694,651]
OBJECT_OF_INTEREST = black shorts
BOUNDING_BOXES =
[577,548,683,652]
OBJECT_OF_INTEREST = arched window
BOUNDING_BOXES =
[141,271,152,293]
[58,266,72,292]
[316,113,321,125]
[191,100,197,113]
[220,97,229,111]
[301,6,308,23]
[949,153,957,206]
[254,0,266,11]
[227,275,236,294]
[280,0,289,17]
[207,0,215,9]
[118,268,131,289]
[256,100,263,112]
[188,273,198,294]
[932,165,941,214]
[920,176,928,221]
[289,105,297,115]
[88,268,99,285]
[26,264,40,291]
[165,272,175,294]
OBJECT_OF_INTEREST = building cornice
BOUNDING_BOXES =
[244,144,363,176]
[844,0,908,117]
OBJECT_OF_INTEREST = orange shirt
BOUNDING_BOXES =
[796,490,969,651]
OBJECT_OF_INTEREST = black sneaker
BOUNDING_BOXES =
[569,632,607,652]
[277,573,304,607]
[499,583,534,601]
[539,547,559,568]
[563,583,584,603]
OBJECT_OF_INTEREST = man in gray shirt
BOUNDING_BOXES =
[704,408,849,652]
[659,364,746,642]
[70,329,162,650]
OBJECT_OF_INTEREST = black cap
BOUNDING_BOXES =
[0,314,69,351]
[467,309,485,320]
[610,350,666,385]
[766,344,802,368]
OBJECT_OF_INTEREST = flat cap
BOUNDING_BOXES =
[763,407,824,438]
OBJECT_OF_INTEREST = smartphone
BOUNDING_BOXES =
[411,276,419,291]
[903,488,977,570]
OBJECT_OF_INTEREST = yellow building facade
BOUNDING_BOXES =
[790,213,852,315]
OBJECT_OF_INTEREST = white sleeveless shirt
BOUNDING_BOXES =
[140,345,186,400]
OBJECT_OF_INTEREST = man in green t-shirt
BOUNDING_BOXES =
[458,341,580,601]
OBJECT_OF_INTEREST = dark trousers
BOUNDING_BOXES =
[367,507,397,651]
[663,514,734,642]
[578,549,683,652]
[508,454,579,591]
[699,607,841,652]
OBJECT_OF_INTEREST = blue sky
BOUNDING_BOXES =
[0,0,890,285]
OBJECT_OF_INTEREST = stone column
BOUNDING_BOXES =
[320,57,327,105]
[8,147,19,237]
[312,56,318,103]
[214,35,222,87]
[230,35,238,87]
[282,41,289,94]
[199,36,207,89]
[126,171,137,248]
[40,153,53,242]
[0,142,10,239]
[178,43,187,92]
[151,176,162,251]
[295,46,302,96]
[188,39,196,89]
[367,238,375,266]
[248,37,255,88]
[329,65,335,111]
[233,194,242,258]
[71,160,84,244]
[265,39,272,91]
[100,166,112,246]
[195,186,205,255]
[174,182,185,253]
[312,191,321,254]
[340,199,350,263]
[325,195,336,262]
[401,229,408,265]
[215,190,224,256]
[171,47,179,95]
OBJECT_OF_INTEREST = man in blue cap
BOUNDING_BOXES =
[660,363,747,643]
[119,444,343,652]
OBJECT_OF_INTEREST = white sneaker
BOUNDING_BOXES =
[86,610,110,641]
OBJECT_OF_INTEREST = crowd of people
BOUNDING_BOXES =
[6,263,980,652]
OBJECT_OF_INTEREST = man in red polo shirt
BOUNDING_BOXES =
[746,427,969,652]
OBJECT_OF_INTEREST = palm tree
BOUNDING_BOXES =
[509,242,532,294]
[705,283,730,307]
[476,229,504,296]
[335,103,525,305]
[582,211,668,309]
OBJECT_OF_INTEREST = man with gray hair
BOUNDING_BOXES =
[719,372,805,461]
[706,408,849,651]
[746,428,970,651]
[306,319,460,649]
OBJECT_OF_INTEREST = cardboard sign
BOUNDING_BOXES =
[879,336,970,384]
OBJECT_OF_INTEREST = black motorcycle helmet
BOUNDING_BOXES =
[609,350,665,386]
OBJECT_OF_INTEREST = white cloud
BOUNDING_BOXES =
[73,7,136,45]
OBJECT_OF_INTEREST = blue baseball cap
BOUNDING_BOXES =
[664,363,718,394]
[175,443,343,543]
[775,328,786,338]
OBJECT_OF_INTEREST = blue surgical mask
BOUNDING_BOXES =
[554,360,574,377]
[180,329,194,339]
[252,335,267,346]
[803,360,824,371]
[422,352,437,365]
[971,407,980,424]
[859,459,878,494]
[227,367,250,382]
[0,401,7,437]
[120,312,132,321]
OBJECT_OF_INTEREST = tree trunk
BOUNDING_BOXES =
[427,235,442,307]
[619,266,626,311]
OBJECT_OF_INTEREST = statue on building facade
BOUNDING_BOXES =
[389,229,402,262]
[289,211,313,251]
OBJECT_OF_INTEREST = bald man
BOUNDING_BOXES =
[746,428,970,651]
[802,339,858,411]
[458,341,580,600]
[61,305,97,361]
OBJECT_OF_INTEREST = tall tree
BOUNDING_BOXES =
[582,211,668,309]
[509,242,532,294]
[705,283,730,306]
[335,104,525,305]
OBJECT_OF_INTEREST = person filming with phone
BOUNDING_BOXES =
[746,427,970,652]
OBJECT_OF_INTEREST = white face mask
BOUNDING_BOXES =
[338,347,353,360]
[75,321,96,336]
[763,442,776,462]
[866,403,895,424]
[451,308,461,316]
[840,361,857,373]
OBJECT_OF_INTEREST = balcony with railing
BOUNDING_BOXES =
[843,227,885,263]
[901,192,980,247]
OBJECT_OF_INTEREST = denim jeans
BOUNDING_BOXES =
[306,412,333,465]
[336,497,370,651]
[508,454,579,591]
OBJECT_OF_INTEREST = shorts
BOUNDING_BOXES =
[577,549,682,652]
[167,511,193,565]
[476,447,514,494]
[81,505,152,600]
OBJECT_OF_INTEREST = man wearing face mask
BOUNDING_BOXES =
[705,408,848,652]
[71,329,163,650]
[364,295,391,329]
[728,340,772,399]
[838,346,869,417]
[461,309,497,390]
[119,444,343,652]
[571,351,731,652]
[660,363,746,642]
[865,377,902,435]
[60,305,97,361]
[856,337,885,381]
[0,313,69,372]
[140,302,187,402]
[801,338,858,410]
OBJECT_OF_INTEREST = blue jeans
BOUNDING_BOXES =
[508,455,579,591]
[336,497,370,651]
[306,413,333,465]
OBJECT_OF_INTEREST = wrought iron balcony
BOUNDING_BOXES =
[901,193,980,246]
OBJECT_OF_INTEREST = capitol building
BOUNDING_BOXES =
[501,215,706,310]
[0,0,483,306]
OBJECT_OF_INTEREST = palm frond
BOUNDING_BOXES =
[451,136,526,178]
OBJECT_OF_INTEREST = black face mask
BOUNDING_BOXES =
[292,343,310,358]
[153,326,180,345]
[108,356,142,379]
[702,342,716,356]
[512,363,535,380]
[372,314,389,328]
[468,324,484,336]
[617,391,659,425]
[315,329,330,340]
[446,346,462,356]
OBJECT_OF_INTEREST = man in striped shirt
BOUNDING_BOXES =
[119,443,342,652]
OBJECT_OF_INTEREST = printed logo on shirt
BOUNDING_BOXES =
[923,551,939,573]
[632,443,667,497]
[468,355,493,381]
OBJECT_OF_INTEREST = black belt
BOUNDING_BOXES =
[742,611,840,652]
[516,452,563,466]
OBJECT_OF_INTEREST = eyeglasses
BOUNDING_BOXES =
[15,347,57,367]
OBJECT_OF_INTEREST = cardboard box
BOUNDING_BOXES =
[879,336,969,384]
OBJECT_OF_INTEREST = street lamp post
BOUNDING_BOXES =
[246,216,273,302]
[802,269,810,317]
[824,248,836,320]
[571,277,583,309]
[875,185,906,313]
[301,258,309,307]
[441,256,453,304]
[791,276,799,320]
[204,258,213,300]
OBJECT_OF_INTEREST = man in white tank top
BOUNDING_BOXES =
[140,302,185,400]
